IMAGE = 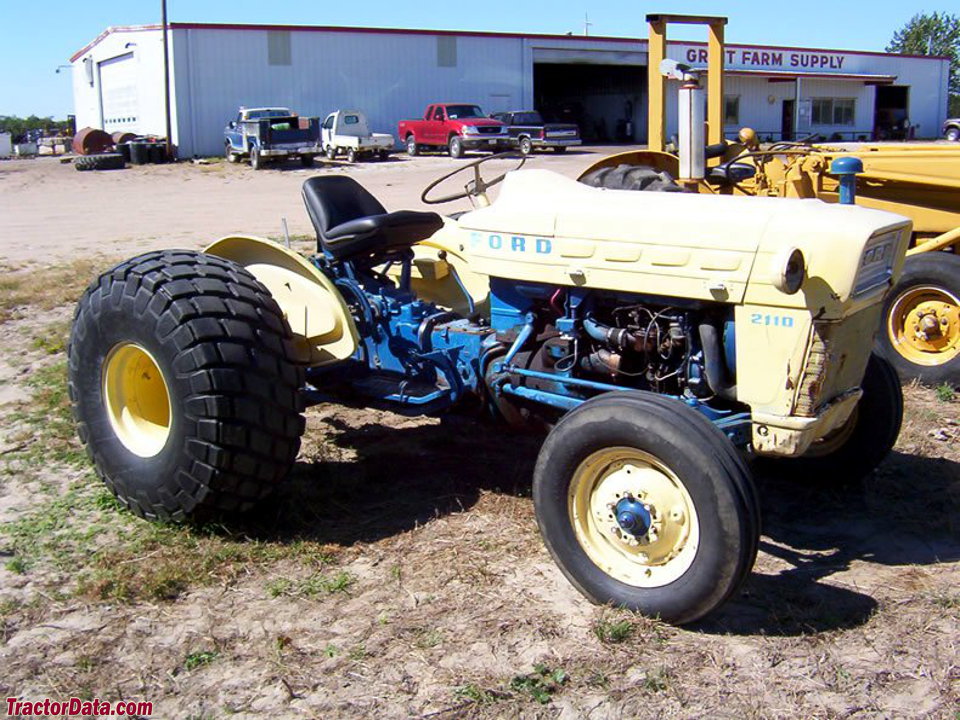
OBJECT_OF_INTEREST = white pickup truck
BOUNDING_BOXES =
[321,110,395,162]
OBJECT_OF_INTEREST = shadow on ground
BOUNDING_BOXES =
[223,409,960,636]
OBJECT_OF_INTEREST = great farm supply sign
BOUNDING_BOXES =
[677,45,851,71]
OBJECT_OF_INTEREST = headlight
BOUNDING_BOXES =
[771,247,805,295]
[462,126,478,135]
[854,229,902,296]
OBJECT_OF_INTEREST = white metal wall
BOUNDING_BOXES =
[73,25,950,153]
[71,28,171,139]
[171,28,532,157]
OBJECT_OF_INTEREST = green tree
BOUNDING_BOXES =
[886,12,960,116]
[0,115,72,142]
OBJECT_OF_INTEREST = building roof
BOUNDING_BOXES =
[70,22,951,64]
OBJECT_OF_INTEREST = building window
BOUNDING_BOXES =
[437,36,457,67]
[724,95,740,125]
[812,98,855,126]
[268,31,291,66]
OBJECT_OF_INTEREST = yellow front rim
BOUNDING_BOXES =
[888,286,960,366]
[568,447,700,588]
[102,343,172,458]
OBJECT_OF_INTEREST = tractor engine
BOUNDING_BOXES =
[484,278,736,425]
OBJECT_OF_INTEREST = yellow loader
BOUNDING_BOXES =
[580,14,960,386]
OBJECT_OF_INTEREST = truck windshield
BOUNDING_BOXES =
[513,112,543,125]
[246,109,292,119]
[445,105,485,119]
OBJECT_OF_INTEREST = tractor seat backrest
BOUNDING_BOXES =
[301,176,444,261]
[303,175,387,238]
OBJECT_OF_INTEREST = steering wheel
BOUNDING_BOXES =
[421,152,527,204]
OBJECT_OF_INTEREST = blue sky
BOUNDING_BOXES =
[0,0,941,118]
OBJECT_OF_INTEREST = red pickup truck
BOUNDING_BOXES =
[398,103,510,159]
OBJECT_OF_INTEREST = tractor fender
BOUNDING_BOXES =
[576,150,680,182]
[204,235,358,367]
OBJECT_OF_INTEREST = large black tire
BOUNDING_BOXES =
[533,392,759,625]
[250,146,263,170]
[406,135,419,157]
[761,353,903,484]
[448,136,464,159]
[69,250,305,522]
[580,164,684,192]
[876,252,960,386]
[300,154,315,168]
[75,153,126,171]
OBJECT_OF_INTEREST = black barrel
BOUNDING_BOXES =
[148,143,165,164]
[117,142,131,163]
[129,141,149,165]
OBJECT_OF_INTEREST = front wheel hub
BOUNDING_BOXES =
[615,497,652,536]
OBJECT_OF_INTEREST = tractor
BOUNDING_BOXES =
[581,13,960,386]
[70,150,908,625]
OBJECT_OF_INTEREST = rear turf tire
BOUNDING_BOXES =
[533,392,759,625]
[69,250,305,522]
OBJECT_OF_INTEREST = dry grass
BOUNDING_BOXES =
[0,257,115,324]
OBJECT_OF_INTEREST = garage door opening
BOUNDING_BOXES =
[873,85,909,140]
[534,63,645,143]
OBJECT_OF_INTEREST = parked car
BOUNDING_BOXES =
[398,104,509,158]
[491,110,581,155]
[224,107,321,169]
[321,110,394,163]
[944,118,960,142]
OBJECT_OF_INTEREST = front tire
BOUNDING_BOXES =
[877,252,960,385]
[406,135,419,156]
[225,143,239,163]
[69,251,305,522]
[762,353,903,483]
[533,392,759,625]
[250,146,263,170]
[448,136,464,159]
[946,127,960,142]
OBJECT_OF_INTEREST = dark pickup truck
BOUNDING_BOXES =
[224,107,322,169]
[490,110,581,155]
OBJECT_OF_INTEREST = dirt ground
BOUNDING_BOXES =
[0,154,958,719]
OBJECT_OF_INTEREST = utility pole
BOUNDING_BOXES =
[584,12,592,36]
[161,0,173,160]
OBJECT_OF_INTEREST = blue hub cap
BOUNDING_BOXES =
[615,496,651,537]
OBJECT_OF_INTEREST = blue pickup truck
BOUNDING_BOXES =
[224,107,322,169]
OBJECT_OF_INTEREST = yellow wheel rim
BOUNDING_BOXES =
[568,447,700,588]
[102,343,172,457]
[887,285,960,366]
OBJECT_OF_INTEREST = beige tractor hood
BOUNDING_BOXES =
[457,169,909,305]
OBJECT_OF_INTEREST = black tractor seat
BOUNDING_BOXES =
[705,161,757,186]
[302,176,443,261]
